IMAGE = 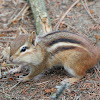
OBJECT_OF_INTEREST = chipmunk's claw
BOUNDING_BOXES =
[16,75,26,82]
[16,75,31,82]
[3,69,16,76]
[16,75,24,82]
[5,66,22,75]
[8,68,18,74]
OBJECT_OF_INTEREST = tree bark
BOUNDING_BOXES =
[28,0,52,35]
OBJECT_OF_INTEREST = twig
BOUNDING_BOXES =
[12,3,27,21]
[29,90,38,100]
[0,37,15,39]
[0,12,13,17]
[1,64,16,67]
[20,26,29,34]
[11,0,17,6]
[64,22,82,34]
[54,0,80,31]
[22,6,29,20]
[9,82,21,91]
[5,5,19,25]
[0,90,11,98]
[81,0,97,23]
[0,29,17,33]
[35,81,49,85]
[5,3,27,27]
[0,65,1,78]
[0,40,12,42]
[94,67,100,80]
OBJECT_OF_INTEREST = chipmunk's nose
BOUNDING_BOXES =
[9,57,13,62]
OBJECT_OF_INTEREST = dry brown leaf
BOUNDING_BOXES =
[0,33,5,37]
[94,34,100,40]
[12,19,18,24]
[76,3,82,7]
[89,9,93,14]
[45,88,51,93]
[8,77,14,81]
[2,61,6,66]
[0,1,2,4]
[22,89,29,95]
[51,88,56,92]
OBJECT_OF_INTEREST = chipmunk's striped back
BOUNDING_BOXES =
[37,31,94,56]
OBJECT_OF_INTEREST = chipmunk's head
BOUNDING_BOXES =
[3,32,45,65]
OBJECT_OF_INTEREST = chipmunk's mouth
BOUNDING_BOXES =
[10,58,28,65]
[9,58,20,64]
[10,59,18,64]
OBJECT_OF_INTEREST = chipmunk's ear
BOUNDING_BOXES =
[28,31,37,46]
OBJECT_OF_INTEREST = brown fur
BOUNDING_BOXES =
[3,31,100,84]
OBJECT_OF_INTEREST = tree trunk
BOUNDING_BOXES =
[28,0,52,35]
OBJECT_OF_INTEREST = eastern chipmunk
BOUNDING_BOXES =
[2,31,100,98]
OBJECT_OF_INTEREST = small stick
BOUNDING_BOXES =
[12,3,27,21]
[35,81,49,85]
[20,26,29,34]
[0,12,13,17]
[22,6,29,20]
[1,64,16,67]
[0,37,15,39]
[54,0,80,31]
[0,65,1,78]
[0,90,11,97]
[5,4,27,27]
[81,0,97,23]
[94,67,100,80]
[64,22,82,34]
[0,40,12,42]
[0,29,17,33]
[9,82,21,91]
[11,0,17,6]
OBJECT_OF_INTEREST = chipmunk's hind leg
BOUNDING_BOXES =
[61,76,82,85]
[51,64,83,100]
[62,66,82,83]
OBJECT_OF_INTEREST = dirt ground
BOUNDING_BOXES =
[0,0,100,100]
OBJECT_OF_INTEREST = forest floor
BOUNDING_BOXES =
[0,0,100,100]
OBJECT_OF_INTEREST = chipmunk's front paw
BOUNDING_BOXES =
[16,75,30,82]
[3,68,20,76]
[8,68,19,74]
[6,66,22,75]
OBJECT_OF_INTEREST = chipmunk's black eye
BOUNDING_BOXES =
[20,47,28,52]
